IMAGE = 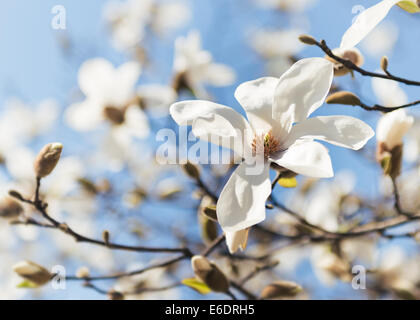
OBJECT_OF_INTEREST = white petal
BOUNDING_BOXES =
[78,58,115,98]
[340,0,401,49]
[78,58,141,106]
[65,99,104,131]
[225,229,250,254]
[123,105,150,139]
[376,109,414,148]
[217,162,271,232]
[285,116,375,150]
[170,100,252,155]
[152,2,190,34]
[273,58,334,126]
[271,140,333,178]
[234,77,280,133]
[137,84,177,114]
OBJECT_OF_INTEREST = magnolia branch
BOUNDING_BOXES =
[311,38,420,86]
[9,180,193,256]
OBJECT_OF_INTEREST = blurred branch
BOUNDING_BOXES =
[356,99,420,113]
[9,180,193,256]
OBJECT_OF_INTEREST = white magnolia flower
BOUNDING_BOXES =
[340,0,419,50]
[298,172,356,233]
[65,58,150,141]
[170,58,374,237]
[376,109,413,150]
[0,99,58,158]
[173,31,236,98]
[251,29,305,76]
[104,0,190,52]
[252,29,304,59]
[372,77,407,107]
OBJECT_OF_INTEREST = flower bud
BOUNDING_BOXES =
[182,162,200,179]
[260,280,302,299]
[202,205,218,222]
[200,215,219,243]
[13,261,52,286]
[102,230,110,246]
[76,267,90,279]
[191,255,229,293]
[326,91,361,106]
[325,47,364,77]
[34,143,63,178]
[376,110,413,177]
[380,56,388,72]
[0,198,23,220]
[377,143,403,178]
[225,229,249,254]
[376,110,413,151]
[107,289,124,300]
[298,34,317,45]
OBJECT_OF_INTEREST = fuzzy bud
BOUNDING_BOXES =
[0,198,24,220]
[325,47,364,77]
[202,205,218,222]
[377,143,403,178]
[260,280,302,299]
[298,34,317,45]
[191,255,229,293]
[102,230,110,246]
[326,91,361,106]
[76,267,90,279]
[182,162,200,179]
[107,289,124,300]
[376,110,414,149]
[34,143,63,178]
[380,56,388,72]
[13,261,52,286]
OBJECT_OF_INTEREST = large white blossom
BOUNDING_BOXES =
[170,58,374,241]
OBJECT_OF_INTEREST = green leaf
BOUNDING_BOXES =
[17,280,39,289]
[278,177,297,188]
[397,1,420,13]
[182,278,212,295]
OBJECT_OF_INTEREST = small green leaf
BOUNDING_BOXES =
[17,280,39,289]
[397,1,420,13]
[278,177,297,188]
[182,278,212,295]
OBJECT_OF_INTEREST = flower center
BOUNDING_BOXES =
[103,106,126,125]
[252,131,281,159]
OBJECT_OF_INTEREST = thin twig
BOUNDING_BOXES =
[315,39,420,86]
